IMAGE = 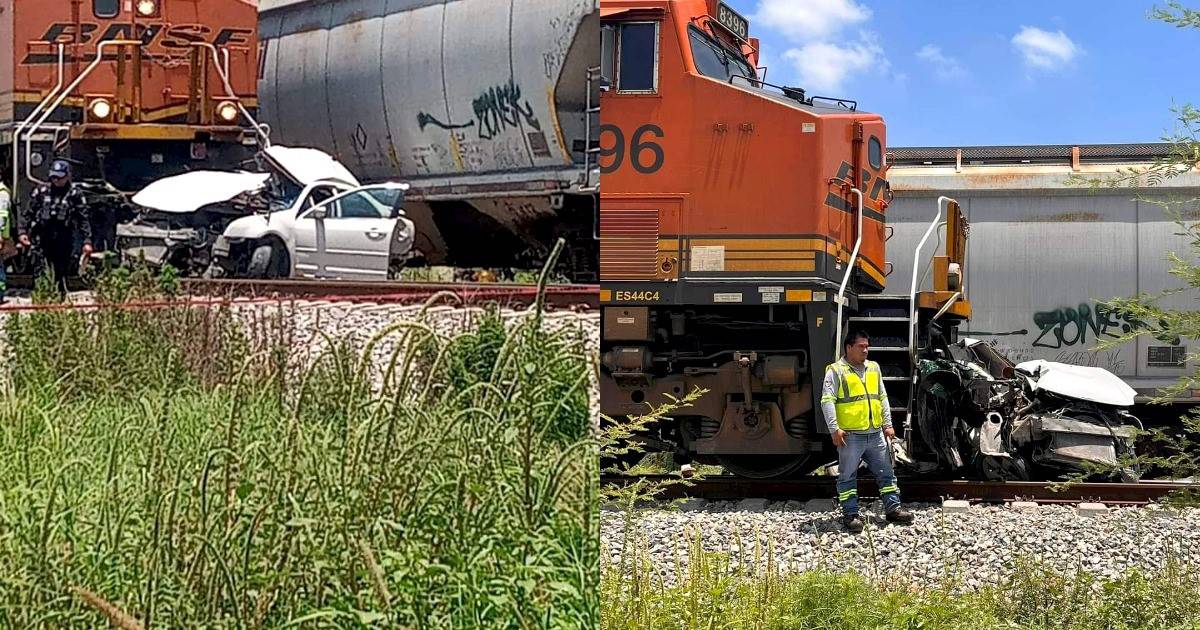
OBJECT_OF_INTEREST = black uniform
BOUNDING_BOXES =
[21,183,92,291]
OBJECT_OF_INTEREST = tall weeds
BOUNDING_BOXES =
[0,272,597,627]
[601,540,1200,630]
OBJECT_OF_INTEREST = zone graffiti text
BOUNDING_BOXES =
[1030,303,1180,349]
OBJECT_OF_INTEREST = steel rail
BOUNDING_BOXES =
[0,278,598,311]
[602,474,1194,506]
[180,279,598,306]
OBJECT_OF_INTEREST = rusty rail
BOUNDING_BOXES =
[602,474,1194,506]
[180,279,598,309]
[0,278,598,312]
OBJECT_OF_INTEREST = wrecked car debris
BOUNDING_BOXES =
[119,171,272,272]
[116,146,415,280]
[906,338,1142,481]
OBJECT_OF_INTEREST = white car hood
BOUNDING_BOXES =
[263,145,359,188]
[1015,360,1137,407]
[132,171,270,213]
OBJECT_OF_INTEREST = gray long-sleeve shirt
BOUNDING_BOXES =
[820,361,892,433]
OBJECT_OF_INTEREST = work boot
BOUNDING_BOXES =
[842,514,864,533]
[886,507,914,525]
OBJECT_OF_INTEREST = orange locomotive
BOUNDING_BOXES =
[1,0,260,211]
[599,0,920,477]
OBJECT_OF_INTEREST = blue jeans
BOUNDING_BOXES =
[836,430,901,516]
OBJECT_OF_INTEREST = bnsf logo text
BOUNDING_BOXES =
[22,22,254,64]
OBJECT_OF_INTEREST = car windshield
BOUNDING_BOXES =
[271,177,304,210]
[689,27,754,83]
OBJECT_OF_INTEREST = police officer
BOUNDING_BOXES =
[822,330,915,533]
[18,160,92,293]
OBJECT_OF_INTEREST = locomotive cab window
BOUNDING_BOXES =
[94,0,120,17]
[688,27,754,84]
[606,22,659,93]
[868,136,883,169]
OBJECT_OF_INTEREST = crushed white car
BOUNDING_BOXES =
[119,146,416,280]
[907,338,1143,481]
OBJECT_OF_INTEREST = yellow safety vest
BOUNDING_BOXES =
[826,359,885,431]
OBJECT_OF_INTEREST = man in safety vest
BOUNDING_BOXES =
[822,330,914,532]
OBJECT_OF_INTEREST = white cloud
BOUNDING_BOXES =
[752,0,871,42]
[782,32,886,93]
[1011,26,1079,70]
[916,44,966,80]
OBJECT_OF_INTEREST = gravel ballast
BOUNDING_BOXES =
[0,293,600,411]
[602,500,1200,589]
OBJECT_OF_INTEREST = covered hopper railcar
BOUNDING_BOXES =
[258,0,600,278]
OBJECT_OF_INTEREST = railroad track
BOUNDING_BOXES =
[603,474,1195,506]
[2,275,598,310]
[179,278,598,309]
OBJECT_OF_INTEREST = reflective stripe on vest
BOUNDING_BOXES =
[825,359,884,431]
[0,183,9,238]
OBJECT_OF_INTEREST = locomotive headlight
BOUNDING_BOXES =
[136,0,159,16]
[216,101,240,123]
[89,98,113,121]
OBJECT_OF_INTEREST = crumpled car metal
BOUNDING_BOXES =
[906,338,1142,481]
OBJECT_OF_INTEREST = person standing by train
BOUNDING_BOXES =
[18,160,92,294]
[822,330,915,533]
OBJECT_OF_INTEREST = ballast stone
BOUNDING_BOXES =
[942,499,971,513]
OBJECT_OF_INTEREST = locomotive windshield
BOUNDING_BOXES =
[689,27,755,83]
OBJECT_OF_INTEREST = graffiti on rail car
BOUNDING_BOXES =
[472,79,542,141]
[1028,303,1180,349]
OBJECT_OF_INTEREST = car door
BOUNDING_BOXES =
[298,185,405,280]
[291,184,345,277]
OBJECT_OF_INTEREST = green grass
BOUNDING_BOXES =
[0,275,598,628]
[602,534,1200,630]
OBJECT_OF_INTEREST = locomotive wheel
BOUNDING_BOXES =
[718,455,810,479]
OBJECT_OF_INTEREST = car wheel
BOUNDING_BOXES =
[247,243,276,278]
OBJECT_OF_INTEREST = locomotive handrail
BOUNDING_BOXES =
[917,220,948,291]
[931,291,962,322]
[909,196,956,369]
[581,66,601,193]
[808,96,858,111]
[726,74,806,103]
[13,44,64,197]
[834,186,864,361]
[196,43,271,147]
[725,75,858,111]
[23,40,140,189]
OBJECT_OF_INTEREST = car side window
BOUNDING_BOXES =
[301,186,338,216]
[337,192,387,219]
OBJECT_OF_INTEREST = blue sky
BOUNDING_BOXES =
[724,0,1198,147]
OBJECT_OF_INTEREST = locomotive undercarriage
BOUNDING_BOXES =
[601,301,1144,482]
[600,303,834,478]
